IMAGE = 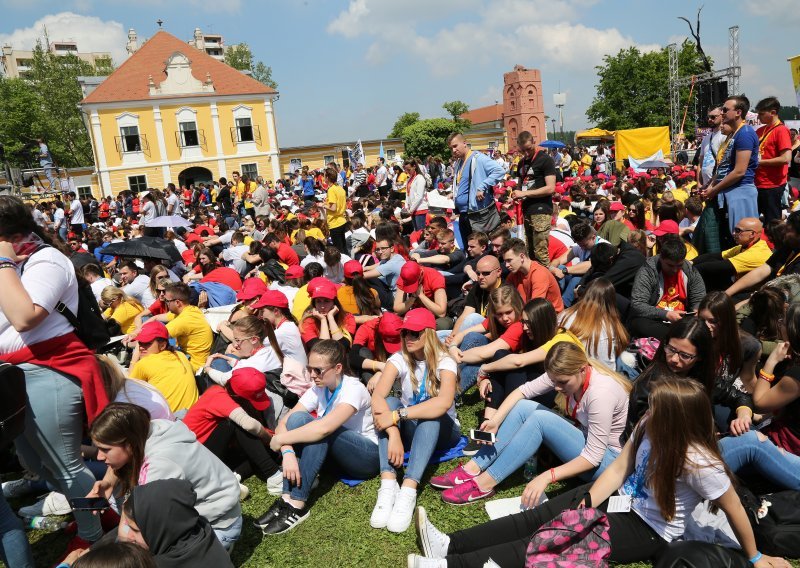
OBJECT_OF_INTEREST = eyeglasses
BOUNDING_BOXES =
[163,298,179,305]
[664,343,698,362]
[733,227,755,234]
[306,365,332,377]
[476,270,497,277]
[232,335,258,347]
[401,329,423,341]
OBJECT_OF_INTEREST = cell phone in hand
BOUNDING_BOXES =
[470,429,496,444]
[68,497,111,511]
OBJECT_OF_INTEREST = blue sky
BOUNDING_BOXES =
[1,0,797,147]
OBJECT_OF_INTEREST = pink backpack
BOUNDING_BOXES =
[525,507,611,568]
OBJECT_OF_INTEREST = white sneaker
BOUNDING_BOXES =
[415,506,450,558]
[370,480,399,529]
[407,554,447,568]
[267,469,284,496]
[387,486,417,533]
[18,492,72,517]
[238,483,250,501]
[2,473,39,499]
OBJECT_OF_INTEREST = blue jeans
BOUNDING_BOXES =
[472,399,618,484]
[719,430,800,490]
[436,313,485,343]
[458,332,490,392]
[0,493,33,568]
[15,364,102,543]
[720,184,758,234]
[559,273,581,308]
[413,214,427,231]
[379,397,461,483]
[283,411,380,502]
[213,514,242,551]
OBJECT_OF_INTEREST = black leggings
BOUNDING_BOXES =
[486,353,546,410]
[203,419,280,481]
[629,317,670,341]
[693,253,737,292]
[445,483,667,568]
[329,224,348,254]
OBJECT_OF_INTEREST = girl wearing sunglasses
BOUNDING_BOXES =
[370,308,460,534]
[257,340,378,535]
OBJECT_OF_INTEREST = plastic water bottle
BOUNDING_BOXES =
[25,516,67,532]
[523,455,538,481]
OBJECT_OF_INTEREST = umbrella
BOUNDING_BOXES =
[638,160,671,169]
[539,140,566,149]
[103,237,182,263]
[146,215,192,229]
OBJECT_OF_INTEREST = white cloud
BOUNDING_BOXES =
[0,12,128,65]
[477,84,502,105]
[742,0,800,27]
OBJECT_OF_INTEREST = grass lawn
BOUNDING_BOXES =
[19,391,800,567]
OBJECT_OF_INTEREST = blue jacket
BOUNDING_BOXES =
[453,151,505,213]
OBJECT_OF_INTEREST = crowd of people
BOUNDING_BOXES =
[0,92,799,568]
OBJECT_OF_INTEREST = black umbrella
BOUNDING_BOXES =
[103,237,181,263]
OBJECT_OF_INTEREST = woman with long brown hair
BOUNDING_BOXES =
[410,378,790,568]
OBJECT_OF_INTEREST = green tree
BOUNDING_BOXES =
[442,100,472,130]
[388,112,420,138]
[402,118,462,161]
[224,43,277,89]
[586,40,709,135]
[0,77,44,166]
[93,56,116,76]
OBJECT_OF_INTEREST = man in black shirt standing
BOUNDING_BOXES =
[512,131,557,266]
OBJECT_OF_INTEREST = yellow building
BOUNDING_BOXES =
[278,138,404,173]
[79,30,280,197]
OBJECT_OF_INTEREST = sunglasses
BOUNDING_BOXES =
[306,365,333,376]
[476,270,497,277]
[401,329,423,341]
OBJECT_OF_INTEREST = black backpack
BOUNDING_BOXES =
[738,486,800,557]
[21,246,112,351]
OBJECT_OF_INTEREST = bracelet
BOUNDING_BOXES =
[281,449,295,456]
[392,410,400,425]
[736,406,754,418]
[0,257,15,264]
[749,551,762,564]
[0,262,17,270]
[758,370,775,383]
[550,468,557,483]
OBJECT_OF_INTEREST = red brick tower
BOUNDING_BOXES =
[503,65,545,153]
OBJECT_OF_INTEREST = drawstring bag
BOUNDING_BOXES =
[525,492,611,568]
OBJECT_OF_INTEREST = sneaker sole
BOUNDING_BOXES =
[260,510,310,536]
[461,449,479,457]
[415,506,433,558]
[441,492,495,506]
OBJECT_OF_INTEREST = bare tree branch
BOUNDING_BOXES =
[678,6,713,72]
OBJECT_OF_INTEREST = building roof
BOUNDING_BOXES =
[461,103,503,125]
[81,30,275,105]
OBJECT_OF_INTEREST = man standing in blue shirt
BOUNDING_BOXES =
[37,138,56,191]
[701,95,759,244]
[447,132,505,248]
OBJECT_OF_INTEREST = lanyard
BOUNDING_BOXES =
[777,251,800,276]
[322,380,343,417]
[758,120,782,153]
[716,122,745,165]
[455,151,473,188]
[568,366,592,421]
[411,367,429,406]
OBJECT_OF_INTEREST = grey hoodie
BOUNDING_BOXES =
[630,255,707,321]
[142,420,241,530]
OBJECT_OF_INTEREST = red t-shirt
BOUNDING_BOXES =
[277,242,300,266]
[403,267,445,308]
[755,122,792,188]
[481,319,525,352]
[147,299,168,315]
[548,235,568,262]
[99,202,110,219]
[201,267,243,292]
[301,312,357,343]
[182,386,239,444]
[506,263,564,312]
[353,318,379,350]
[182,249,196,265]
[656,271,687,311]
[194,225,215,237]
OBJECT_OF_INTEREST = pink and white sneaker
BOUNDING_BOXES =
[429,465,478,490]
[441,478,495,505]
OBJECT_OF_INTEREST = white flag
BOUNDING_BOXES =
[352,139,366,166]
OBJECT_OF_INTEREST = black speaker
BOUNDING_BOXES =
[696,80,729,122]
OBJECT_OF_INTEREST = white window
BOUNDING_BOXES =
[128,175,147,193]
[179,120,200,147]
[323,155,335,165]
[120,125,141,153]
[289,158,302,173]
[386,149,396,160]
[235,117,254,142]
[241,163,258,179]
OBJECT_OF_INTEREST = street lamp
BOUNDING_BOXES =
[551,118,557,140]
[553,92,566,140]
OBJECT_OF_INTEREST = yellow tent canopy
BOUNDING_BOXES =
[575,128,615,141]
[614,126,671,169]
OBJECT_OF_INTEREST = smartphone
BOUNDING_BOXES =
[684,311,697,316]
[470,429,496,444]
[68,497,111,511]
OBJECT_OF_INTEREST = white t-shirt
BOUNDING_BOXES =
[123,274,150,304]
[69,200,84,225]
[301,253,325,269]
[167,194,181,215]
[218,231,234,246]
[298,376,377,443]
[273,321,306,366]
[116,378,174,421]
[323,254,352,284]
[90,277,115,303]
[386,352,459,424]
[222,244,249,264]
[0,247,78,353]
[560,313,616,369]
[141,201,156,225]
[620,434,731,541]
[53,208,65,230]
[570,236,610,263]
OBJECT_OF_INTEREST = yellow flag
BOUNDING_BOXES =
[789,54,800,108]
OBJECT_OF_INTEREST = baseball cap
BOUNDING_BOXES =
[251,289,289,310]
[343,260,363,279]
[609,201,625,212]
[308,277,337,300]
[400,308,436,332]
[378,313,403,353]
[135,321,169,343]
[285,265,305,279]
[653,220,680,236]
[229,367,270,411]
[237,277,268,301]
[398,262,423,294]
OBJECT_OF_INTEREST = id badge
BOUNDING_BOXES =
[606,495,633,513]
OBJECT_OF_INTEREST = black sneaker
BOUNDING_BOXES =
[254,499,310,535]
[462,439,481,456]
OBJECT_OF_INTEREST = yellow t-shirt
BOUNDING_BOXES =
[326,184,347,230]
[105,300,143,335]
[337,285,379,315]
[722,239,772,275]
[540,329,584,354]
[671,188,689,204]
[291,284,312,322]
[165,305,213,372]
[291,227,326,244]
[395,172,408,193]
[129,350,199,412]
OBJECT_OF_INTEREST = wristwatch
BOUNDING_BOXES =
[398,408,409,421]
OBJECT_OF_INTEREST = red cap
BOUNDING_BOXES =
[398,262,422,294]
[597,173,607,180]
[67,232,78,240]
[378,313,402,353]
[400,308,436,332]
[580,175,592,181]
[308,277,337,300]
[237,277,268,301]
[184,233,203,245]
[229,367,270,411]
[653,220,680,236]
[285,265,304,279]
[649,169,659,175]
[251,289,289,310]
[609,201,625,212]
[135,321,169,343]
[343,260,363,279]
[603,182,614,189]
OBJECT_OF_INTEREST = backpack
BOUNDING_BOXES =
[525,503,611,568]
[0,362,27,451]
[21,246,112,351]
[739,488,800,557]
